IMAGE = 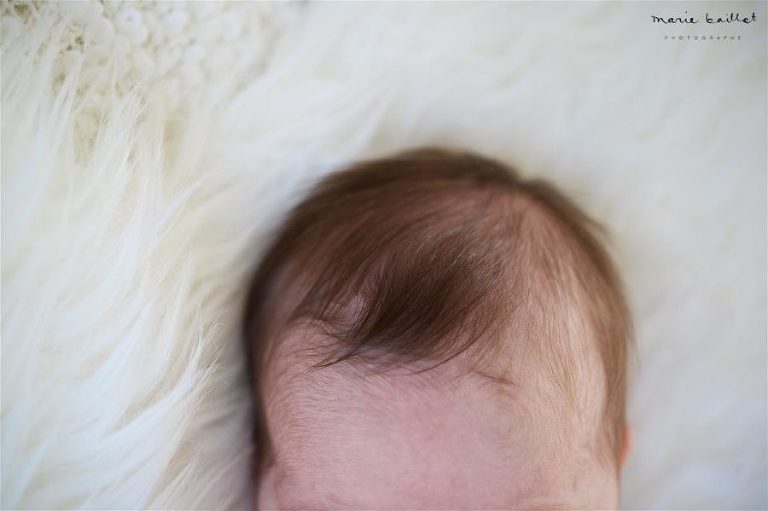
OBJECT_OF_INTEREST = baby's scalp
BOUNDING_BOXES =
[242,148,631,506]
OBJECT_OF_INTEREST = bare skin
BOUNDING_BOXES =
[256,329,629,510]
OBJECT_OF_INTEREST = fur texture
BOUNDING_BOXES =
[2,1,766,509]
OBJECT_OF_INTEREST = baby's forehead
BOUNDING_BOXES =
[263,320,605,429]
[260,322,610,508]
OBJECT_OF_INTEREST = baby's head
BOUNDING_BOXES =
[243,149,631,509]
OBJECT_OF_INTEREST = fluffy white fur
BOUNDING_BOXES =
[2,2,766,509]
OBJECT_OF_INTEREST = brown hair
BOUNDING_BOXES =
[242,148,631,478]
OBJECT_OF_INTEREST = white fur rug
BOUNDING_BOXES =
[2,2,766,509]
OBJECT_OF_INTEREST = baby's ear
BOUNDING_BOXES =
[621,425,633,468]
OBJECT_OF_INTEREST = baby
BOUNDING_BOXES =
[242,148,632,509]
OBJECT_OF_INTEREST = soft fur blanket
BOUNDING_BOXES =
[2,1,766,509]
